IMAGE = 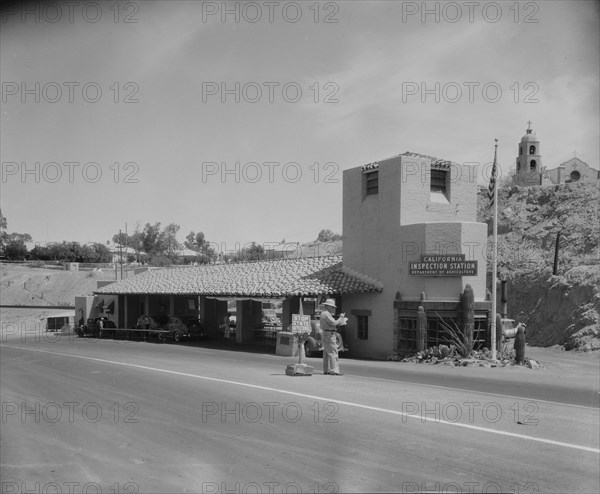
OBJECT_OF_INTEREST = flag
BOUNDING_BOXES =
[487,139,498,209]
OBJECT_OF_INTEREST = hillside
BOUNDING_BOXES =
[0,263,117,307]
[477,182,600,351]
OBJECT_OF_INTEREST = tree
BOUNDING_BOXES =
[141,222,162,255]
[0,209,7,254]
[158,223,181,258]
[185,231,197,250]
[317,229,342,242]
[4,232,32,260]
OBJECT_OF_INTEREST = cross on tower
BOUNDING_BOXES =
[527,120,532,130]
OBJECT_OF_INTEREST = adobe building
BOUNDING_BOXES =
[91,150,492,359]
[543,156,600,184]
[513,121,542,186]
[342,152,491,359]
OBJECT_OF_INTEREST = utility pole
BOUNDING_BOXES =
[553,231,561,276]
[119,229,123,280]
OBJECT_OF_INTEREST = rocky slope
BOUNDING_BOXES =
[477,182,600,351]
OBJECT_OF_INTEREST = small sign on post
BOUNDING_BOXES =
[285,312,314,376]
[291,314,311,335]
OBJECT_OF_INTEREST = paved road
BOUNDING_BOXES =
[1,335,599,493]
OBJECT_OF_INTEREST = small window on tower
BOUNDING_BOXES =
[364,171,378,195]
[529,145,536,155]
[530,159,537,171]
[430,169,449,202]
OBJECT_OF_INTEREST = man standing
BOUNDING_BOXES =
[320,299,346,375]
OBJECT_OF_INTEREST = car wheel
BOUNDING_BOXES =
[304,341,314,358]
[174,331,183,343]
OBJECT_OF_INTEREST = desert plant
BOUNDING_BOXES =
[438,344,451,359]
[462,285,474,350]
[515,325,526,363]
[416,306,426,352]
[435,312,474,358]
[495,313,503,353]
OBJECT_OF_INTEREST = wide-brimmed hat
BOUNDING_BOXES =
[323,298,337,308]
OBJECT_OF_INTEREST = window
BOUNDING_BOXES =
[430,168,449,202]
[426,315,459,346]
[357,315,369,339]
[529,145,536,155]
[398,317,417,349]
[570,170,580,181]
[530,159,537,171]
[519,146,523,156]
[364,171,378,195]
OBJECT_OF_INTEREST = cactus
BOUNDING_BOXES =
[515,325,526,363]
[462,285,474,352]
[496,313,503,353]
[416,306,426,352]
[439,344,451,359]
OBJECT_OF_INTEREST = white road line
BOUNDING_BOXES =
[199,351,600,411]
[5,345,600,455]
[343,373,600,411]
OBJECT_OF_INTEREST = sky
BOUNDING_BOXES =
[1,0,599,254]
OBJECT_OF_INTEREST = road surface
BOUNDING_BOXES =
[1,334,598,493]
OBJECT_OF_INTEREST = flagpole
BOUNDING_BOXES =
[491,139,499,361]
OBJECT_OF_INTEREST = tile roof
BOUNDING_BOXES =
[94,255,383,298]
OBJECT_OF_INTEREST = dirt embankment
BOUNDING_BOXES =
[0,263,117,306]
[507,266,600,351]
[1,263,119,340]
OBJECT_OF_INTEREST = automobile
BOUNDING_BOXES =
[261,314,281,329]
[136,314,190,342]
[501,318,526,339]
[180,317,216,340]
[303,314,347,358]
[77,317,117,338]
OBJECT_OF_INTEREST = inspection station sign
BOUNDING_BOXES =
[409,254,478,276]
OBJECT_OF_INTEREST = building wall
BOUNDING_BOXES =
[342,155,488,359]
[544,158,599,184]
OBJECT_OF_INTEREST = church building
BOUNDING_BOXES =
[513,121,542,186]
[513,121,599,186]
[543,156,600,184]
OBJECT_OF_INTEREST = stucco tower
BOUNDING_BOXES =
[514,121,542,186]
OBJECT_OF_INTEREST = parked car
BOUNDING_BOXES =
[136,314,190,342]
[180,317,216,340]
[303,315,347,358]
[501,318,526,339]
[77,317,116,338]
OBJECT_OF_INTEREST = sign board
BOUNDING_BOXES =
[409,254,477,276]
[291,314,311,335]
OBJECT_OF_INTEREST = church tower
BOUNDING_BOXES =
[514,121,542,186]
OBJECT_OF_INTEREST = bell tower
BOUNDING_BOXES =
[514,121,542,186]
